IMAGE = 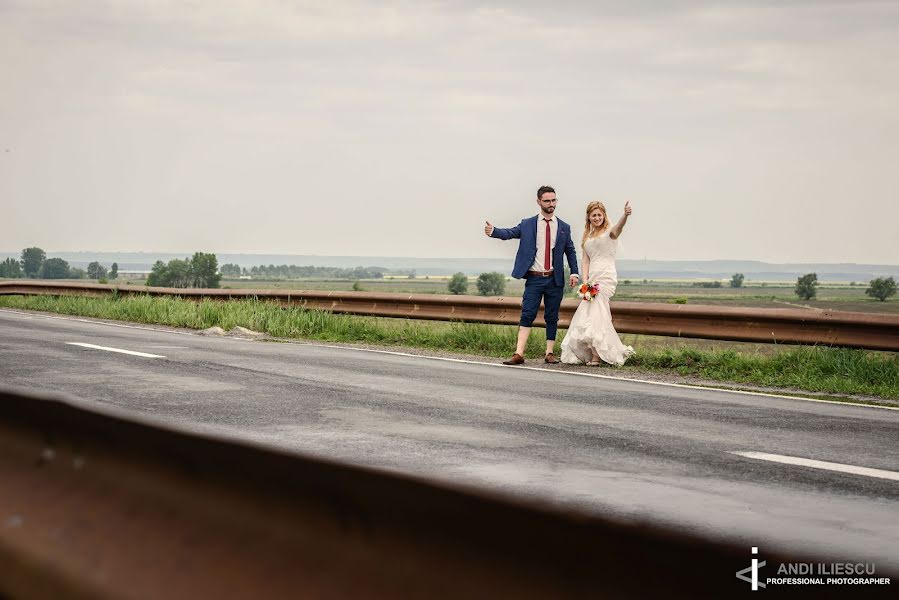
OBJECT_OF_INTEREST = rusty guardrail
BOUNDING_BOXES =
[0,387,865,598]
[1,280,898,351]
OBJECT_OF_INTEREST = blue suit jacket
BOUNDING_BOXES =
[491,216,579,287]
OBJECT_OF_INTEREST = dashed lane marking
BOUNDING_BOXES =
[731,451,899,482]
[66,342,166,359]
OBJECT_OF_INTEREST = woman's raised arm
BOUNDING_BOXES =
[609,201,632,240]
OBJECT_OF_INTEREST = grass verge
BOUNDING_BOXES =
[2,294,897,401]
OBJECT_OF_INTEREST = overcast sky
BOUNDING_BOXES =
[2,0,897,263]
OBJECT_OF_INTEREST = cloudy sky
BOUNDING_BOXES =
[2,0,897,263]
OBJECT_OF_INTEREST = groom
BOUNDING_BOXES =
[484,185,579,365]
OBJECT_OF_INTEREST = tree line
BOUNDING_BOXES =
[0,247,118,280]
[220,263,386,280]
[2,249,894,301]
[0,247,220,289]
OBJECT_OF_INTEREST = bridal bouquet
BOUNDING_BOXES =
[577,281,600,301]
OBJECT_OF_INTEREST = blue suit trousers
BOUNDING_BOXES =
[520,275,564,340]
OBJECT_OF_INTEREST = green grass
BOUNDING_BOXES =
[631,346,898,400]
[2,293,897,401]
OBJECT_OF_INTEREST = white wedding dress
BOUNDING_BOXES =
[561,232,634,366]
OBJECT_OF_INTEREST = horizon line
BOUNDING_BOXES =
[1,251,898,268]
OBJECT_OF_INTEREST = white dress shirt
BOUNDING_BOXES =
[530,213,558,272]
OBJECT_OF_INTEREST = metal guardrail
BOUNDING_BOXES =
[0,387,862,599]
[1,280,898,351]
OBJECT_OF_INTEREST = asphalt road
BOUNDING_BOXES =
[2,308,898,571]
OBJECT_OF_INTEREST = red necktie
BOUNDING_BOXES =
[544,218,551,270]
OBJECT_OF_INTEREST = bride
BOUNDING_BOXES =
[561,200,634,366]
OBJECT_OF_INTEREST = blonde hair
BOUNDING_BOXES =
[581,201,609,250]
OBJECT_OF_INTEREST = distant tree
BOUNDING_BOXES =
[190,252,220,288]
[20,247,46,278]
[110,262,118,279]
[220,263,242,277]
[408,270,416,279]
[147,254,220,288]
[730,273,745,288]
[447,272,468,295]
[166,258,192,287]
[476,272,506,296]
[87,261,108,279]
[795,273,818,300]
[352,281,363,292]
[0,257,23,278]
[146,259,191,287]
[146,261,167,287]
[39,257,71,279]
[69,268,86,279]
[866,276,897,302]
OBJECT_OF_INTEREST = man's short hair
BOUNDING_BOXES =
[537,185,555,199]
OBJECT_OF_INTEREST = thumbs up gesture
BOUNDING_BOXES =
[484,221,494,237]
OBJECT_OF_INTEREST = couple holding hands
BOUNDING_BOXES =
[484,185,634,367]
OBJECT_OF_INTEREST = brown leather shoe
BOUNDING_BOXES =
[544,353,560,364]
[502,353,525,365]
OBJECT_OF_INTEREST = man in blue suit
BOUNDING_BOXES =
[485,185,580,365]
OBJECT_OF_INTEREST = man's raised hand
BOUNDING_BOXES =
[484,221,494,237]
[624,201,632,216]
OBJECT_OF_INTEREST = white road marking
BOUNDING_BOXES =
[731,452,899,481]
[2,309,894,411]
[66,342,166,358]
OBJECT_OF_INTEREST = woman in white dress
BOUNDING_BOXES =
[561,200,634,366]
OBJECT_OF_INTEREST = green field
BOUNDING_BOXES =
[163,277,899,315]
[614,282,899,314]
